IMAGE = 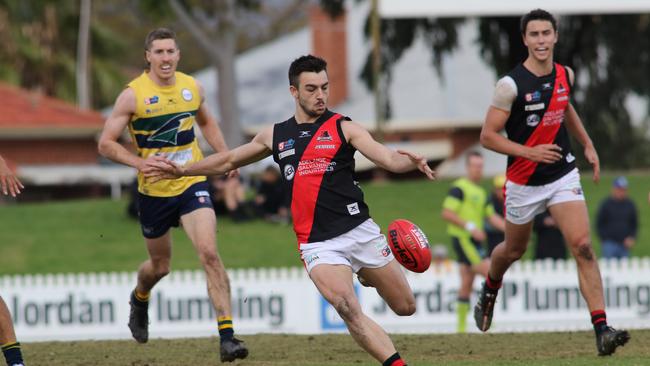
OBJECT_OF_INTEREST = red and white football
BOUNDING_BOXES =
[387,219,431,273]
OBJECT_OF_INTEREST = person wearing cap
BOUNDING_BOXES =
[485,175,506,257]
[441,151,505,333]
[596,176,638,259]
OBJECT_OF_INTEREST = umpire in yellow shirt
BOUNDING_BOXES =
[441,151,504,333]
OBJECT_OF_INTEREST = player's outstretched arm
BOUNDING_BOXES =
[342,120,435,179]
[0,154,23,197]
[144,126,273,181]
[481,106,563,164]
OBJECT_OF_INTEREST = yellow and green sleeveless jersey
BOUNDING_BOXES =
[127,71,205,197]
[442,178,494,238]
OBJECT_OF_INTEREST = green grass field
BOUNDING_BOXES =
[0,173,648,274]
[22,330,650,365]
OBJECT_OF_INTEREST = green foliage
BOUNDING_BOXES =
[1,175,648,275]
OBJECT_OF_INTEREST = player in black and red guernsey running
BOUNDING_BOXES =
[474,9,629,355]
[145,55,435,366]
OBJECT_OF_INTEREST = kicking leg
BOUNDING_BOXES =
[311,264,406,365]
[0,297,24,366]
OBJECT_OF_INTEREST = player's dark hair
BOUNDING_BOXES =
[466,150,483,164]
[288,55,328,88]
[520,9,557,34]
[144,28,178,51]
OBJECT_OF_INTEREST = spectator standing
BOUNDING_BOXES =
[596,176,638,259]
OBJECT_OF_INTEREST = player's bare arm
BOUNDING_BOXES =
[562,68,600,182]
[481,106,562,164]
[144,126,273,180]
[98,88,151,172]
[195,80,229,153]
[342,120,435,179]
[0,154,23,197]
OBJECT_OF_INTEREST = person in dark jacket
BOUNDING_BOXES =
[533,210,567,260]
[596,176,638,259]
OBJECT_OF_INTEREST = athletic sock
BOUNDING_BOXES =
[132,289,150,307]
[218,316,235,343]
[2,342,24,366]
[457,298,470,333]
[485,274,502,292]
[591,310,608,336]
[382,352,406,366]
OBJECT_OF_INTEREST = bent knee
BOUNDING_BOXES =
[331,295,361,321]
[392,299,416,316]
[153,264,170,279]
[199,251,222,268]
[572,241,595,261]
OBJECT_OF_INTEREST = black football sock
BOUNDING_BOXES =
[383,352,406,366]
[2,342,24,366]
[591,310,608,336]
[485,274,502,292]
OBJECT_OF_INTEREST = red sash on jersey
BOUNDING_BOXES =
[291,114,343,244]
[507,64,571,185]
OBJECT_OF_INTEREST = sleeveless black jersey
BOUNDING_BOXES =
[505,63,576,186]
[272,110,370,244]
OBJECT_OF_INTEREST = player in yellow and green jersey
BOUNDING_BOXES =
[98,28,247,362]
[441,151,504,333]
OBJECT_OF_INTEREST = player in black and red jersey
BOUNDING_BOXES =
[145,55,434,366]
[474,9,630,356]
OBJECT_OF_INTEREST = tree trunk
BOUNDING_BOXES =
[76,0,91,109]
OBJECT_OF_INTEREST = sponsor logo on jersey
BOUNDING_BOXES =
[147,112,193,145]
[144,95,159,105]
[283,164,295,181]
[278,148,295,160]
[195,190,210,197]
[542,82,553,90]
[347,202,360,215]
[525,91,541,102]
[566,152,575,163]
[317,130,333,141]
[278,139,295,152]
[181,88,193,101]
[315,144,336,149]
[525,103,545,111]
[526,114,541,127]
[556,95,569,102]
[299,130,311,138]
[557,83,566,94]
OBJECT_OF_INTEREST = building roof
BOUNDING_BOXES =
[0,82,104,138]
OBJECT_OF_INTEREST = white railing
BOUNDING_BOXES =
[2,258,649,341]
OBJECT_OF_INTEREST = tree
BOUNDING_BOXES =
[0,0,126,108]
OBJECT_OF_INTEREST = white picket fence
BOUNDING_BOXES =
[2,258,650,341]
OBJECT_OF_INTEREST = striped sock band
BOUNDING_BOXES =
[2,342,24,365]
[218,316,234,342]
[591,309,608,335]
[383,352,406,366]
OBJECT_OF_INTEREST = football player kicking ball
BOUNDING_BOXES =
[145,55,435,366]
[0,154,26,366]
[475,9,629,355]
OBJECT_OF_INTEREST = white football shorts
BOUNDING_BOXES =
[505,168,585,225]
[299,218,394,273]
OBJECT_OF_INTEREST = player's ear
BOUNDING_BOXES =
[289,85,298,99]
